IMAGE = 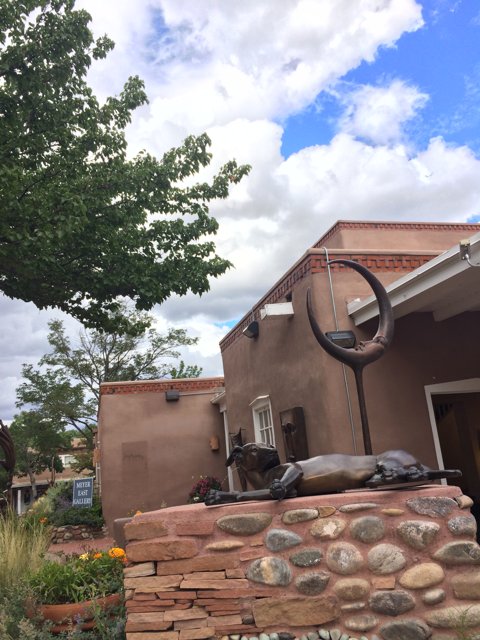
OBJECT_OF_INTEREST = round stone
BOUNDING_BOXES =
[326,542,364,575]
[399,562,445,589]
[368,544,406,575]
[396,520,440,550]
[282,508,318,524]
[265,528,303,551]
[350,516,385,543]
[379,619,431,640]
[295,571,330,595]
[447,515,477,537]
[369,590,416,616]
[317,505,336,518]
[406,496,457,518]
[205,540,245,551]
[455,494,474,509]
[452,570,480,598]
[290,548,323,567]
[345,614,378,632]
[433,541,480,565]
[341,601,366,611]
[425,604,480,629]
[311,518,346,540]
[339,502,378,513]
[334,578,369,600]
[422,588,446,605]
[259,634,270,640]
[306,632,319,640]
[246,556,292,586]
[381,508,405,517]
[216,513,272,536]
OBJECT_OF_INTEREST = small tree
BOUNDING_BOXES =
[9,411,70,499]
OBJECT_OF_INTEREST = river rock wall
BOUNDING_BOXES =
[123,485,480,640]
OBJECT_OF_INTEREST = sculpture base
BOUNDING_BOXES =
[122,485,480,639]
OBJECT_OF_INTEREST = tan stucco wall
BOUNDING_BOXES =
[98,380,226,531]
[221,263,480,481]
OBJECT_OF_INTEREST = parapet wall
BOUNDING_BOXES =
[123,485,480,640]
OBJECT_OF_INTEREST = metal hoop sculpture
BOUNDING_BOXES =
[0,420,16,507]
[306,259,394,455]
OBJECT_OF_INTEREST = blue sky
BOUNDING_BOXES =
[282,1,480,157]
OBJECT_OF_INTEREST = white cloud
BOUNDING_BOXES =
[338,80,429,145]
[4,0,480,422]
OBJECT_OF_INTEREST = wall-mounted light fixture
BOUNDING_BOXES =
[165,389,180,401]
[243,320,259,339]
[326,330,356,349]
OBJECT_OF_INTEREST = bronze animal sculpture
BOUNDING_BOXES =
[307,259,395,455]
[205,442,461,505]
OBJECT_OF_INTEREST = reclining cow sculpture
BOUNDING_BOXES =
[205,442,461,505]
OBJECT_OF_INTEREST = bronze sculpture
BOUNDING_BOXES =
[205,442,461,505]
[307,258,394,455]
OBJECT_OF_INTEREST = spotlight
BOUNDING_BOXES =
[243,321,259,339]
[325,330,356,349]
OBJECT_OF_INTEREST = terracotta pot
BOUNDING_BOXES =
[34,592,121,633]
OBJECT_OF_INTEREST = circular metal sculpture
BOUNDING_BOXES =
[306,259,394,455]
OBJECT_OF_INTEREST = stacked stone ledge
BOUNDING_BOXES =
[122,486,480,640]
[50,523,106,544]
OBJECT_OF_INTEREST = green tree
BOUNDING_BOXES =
[0,0,249,331]
[16,307,202,468]
[9,411,70,498]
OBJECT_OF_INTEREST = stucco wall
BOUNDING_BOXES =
[98,379,226,531]
[221,263,480,478]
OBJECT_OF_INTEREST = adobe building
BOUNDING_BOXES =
[97,377,226,530]
[220,221,480,502]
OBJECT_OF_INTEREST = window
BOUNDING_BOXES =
[59,454,76,467]
[250,396,276,446]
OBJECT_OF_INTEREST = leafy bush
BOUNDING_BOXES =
[29,549,125,605]
[50,501,103,529]
[31,480,105,529]
[187,476,222,503]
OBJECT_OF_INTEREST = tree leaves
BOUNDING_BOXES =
[0,0,250,330]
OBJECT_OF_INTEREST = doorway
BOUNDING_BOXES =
[426,379,480,536]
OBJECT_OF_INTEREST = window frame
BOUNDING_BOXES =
[250,395,276,446]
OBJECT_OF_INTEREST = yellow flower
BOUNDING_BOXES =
[108,547,125,559]
[79,553,89,560]
[134,510,142,516]
[93,552,103,559]
[39,517,48,524]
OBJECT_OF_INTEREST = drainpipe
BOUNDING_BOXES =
[322,247,358,454]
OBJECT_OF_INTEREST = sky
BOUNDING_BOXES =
[2,0,480,421]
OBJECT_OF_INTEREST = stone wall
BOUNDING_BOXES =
[123,485,480,640]
[50,523,106,544]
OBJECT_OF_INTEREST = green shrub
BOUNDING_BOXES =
[29,551,125,604]
[30,480,104,529]
[51,503,103,529]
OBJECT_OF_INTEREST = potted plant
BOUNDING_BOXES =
[27,547,125,633]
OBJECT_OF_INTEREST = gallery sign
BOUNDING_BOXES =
[72,477,94,508]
